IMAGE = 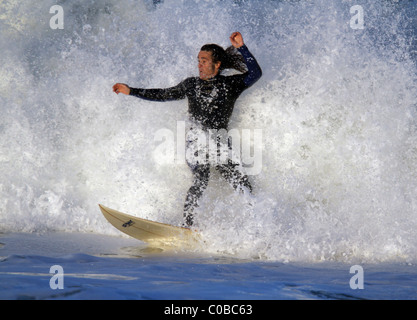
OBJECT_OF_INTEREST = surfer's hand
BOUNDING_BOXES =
[113,83,130,95]
[230,32,244,48]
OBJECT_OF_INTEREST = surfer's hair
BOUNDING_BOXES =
[200,44,248,73]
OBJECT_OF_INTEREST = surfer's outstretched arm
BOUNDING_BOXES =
[113,81,187,102]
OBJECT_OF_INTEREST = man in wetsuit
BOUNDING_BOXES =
[113,32,262,227]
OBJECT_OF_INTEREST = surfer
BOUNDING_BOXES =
[113,32,262,227]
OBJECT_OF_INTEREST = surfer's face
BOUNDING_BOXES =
[198,50,220,80]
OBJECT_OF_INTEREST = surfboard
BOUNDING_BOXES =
[98,204,199,248]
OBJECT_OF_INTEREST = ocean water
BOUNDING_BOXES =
[1,0,417,300]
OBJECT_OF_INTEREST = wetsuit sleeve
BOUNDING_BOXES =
[129,80,187,101]
[237,45,262,87]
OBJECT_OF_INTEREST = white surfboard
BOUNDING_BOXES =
[99,204,199,248]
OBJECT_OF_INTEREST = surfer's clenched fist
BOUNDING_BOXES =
[230,31,244,48]
[113,83,130,95]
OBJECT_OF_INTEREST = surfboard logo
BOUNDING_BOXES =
[122,220,134,228]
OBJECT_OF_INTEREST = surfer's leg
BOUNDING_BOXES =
[183,164,210,227]
[216,161,252,194]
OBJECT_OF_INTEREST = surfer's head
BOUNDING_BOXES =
[199,44,247,80]
[198,47,221,80]
[200,44,226,67]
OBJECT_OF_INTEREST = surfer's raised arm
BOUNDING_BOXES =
[230,32,262,87]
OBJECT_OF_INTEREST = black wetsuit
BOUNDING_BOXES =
[129,45,262,226]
